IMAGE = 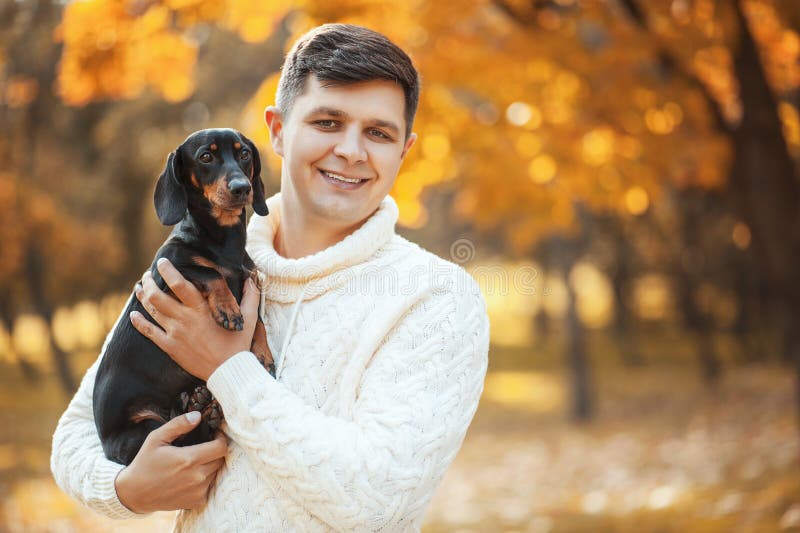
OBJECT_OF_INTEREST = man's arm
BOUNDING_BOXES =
[207,282,489,530]
[50,301,228,516]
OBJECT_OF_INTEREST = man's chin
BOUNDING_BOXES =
[308,196,372,227]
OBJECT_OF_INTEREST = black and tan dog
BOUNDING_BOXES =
[93,128,274,466]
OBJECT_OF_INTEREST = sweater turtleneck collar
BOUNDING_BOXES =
[246,192,399,303]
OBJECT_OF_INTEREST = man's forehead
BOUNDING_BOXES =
[294,76,406,125]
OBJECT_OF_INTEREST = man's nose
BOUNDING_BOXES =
[333,127,367,163]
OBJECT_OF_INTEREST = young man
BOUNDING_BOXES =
[51,24,489,531]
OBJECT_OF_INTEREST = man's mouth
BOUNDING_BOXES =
[319,169,369,185]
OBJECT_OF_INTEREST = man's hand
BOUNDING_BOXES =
[130,258,259,380]
[115,412,227,513]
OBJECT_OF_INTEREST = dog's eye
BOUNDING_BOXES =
[199,152,213,163]
[240,149,250,161]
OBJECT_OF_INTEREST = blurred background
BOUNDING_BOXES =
[1,0,800,531]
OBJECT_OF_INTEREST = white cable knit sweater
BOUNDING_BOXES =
[51,193,489,532]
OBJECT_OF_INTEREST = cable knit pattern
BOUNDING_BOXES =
[50,193,489,532]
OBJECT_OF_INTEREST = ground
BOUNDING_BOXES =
[0,337,798,532]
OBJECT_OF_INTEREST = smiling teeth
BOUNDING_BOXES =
[323,170,364,184]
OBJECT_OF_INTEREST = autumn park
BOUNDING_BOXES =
[1,0,800,530]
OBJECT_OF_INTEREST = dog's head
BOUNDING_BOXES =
[154,128,268,226]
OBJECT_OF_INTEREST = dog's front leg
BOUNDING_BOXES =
[251,320,275,377]
[202,276,243,331]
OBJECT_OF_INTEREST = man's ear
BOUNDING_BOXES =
[401,132,417,160]
[239,132,269,216]
[154,151,187,226]
[264,106,284,157]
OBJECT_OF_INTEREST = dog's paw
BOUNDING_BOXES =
[207,289,243,331]
[211,306,244,331]
[255,352,276,378]
[203,399,223,430]
[188,385,213,412]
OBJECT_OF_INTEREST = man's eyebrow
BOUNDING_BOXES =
[306,107,401,135]
[368,119,400,135]
[306,106,348,118]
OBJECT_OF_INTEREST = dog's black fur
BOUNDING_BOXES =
[93,128,270,465]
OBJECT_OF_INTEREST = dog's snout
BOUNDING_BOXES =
[229,178,251,198]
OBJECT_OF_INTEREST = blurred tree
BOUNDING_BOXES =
[614,0,800,412]
[14,0,800,419]
[0,0,284,393]
[0,0,118,392]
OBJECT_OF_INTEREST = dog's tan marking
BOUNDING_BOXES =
[210,143,218,151]
[191,172,200,188]
[234,142,241,149]
[202,181,222,202]
[202,181,248,226]
[129,409,167,425]
[192,256,233,277]
[211,205,244,226]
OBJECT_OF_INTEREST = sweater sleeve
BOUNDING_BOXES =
[206,277,490,531]
[50,329,144,519]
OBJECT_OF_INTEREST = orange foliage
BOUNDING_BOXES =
[54,0,800,251]
[0,169,125,297]
[57,0,198,104]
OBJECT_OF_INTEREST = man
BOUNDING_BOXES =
[51,23,489,531]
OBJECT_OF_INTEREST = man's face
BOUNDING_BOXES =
[265,76,416,229]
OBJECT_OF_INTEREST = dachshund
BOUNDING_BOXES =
[93,128,274,466]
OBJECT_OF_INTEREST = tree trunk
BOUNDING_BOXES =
[24,243,76,395]
[565,267,592,421]
[730,0,800,418]
[678,191,721,385]
[550,227,594,422]
[609,219,645,367]
[0,287,41,383]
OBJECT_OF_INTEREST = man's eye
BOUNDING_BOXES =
[240,149,250,161]
[369,128,390,140]
[199,153,213,163]
[315,120,337,129]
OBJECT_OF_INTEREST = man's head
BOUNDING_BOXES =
[265,24,420,238]
[275,24,420,139]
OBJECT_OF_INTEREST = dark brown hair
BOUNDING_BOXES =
[276,24,420,138]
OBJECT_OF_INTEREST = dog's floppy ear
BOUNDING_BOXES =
[240,132,268,216]
[154,150,188,226]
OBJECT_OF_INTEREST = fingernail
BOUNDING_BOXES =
[186,411,201,424]
[157,258,167,266]
[129,311,140,320]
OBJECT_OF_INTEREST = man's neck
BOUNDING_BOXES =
[275,200,367,259]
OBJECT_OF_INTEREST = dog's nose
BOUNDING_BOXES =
[229,179,251,199]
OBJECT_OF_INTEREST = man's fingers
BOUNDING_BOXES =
[197,458,225,478]
[148,411,202,445]
[241,278,260,329]
[130,310,172,352]
[186,431,228,463]
[137,270,183,321]
[156,258,206,308]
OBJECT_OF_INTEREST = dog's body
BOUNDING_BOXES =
[94,129,273,465]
